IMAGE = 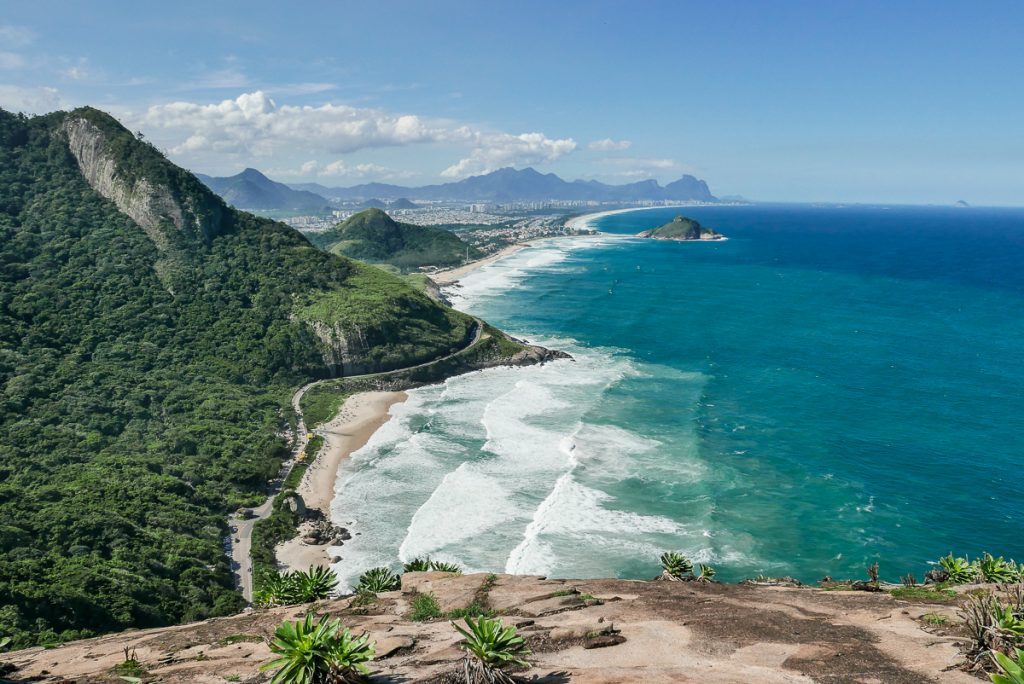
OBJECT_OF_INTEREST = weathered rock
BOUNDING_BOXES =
[375,635,415,659]
[583,634,627,649]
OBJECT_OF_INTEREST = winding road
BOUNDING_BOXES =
[226,319,485,602]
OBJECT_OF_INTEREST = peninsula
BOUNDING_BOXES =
[638,214,725,240]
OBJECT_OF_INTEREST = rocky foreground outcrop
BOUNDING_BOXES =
[2,573,976,683]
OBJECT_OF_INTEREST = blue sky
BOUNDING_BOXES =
[1,0,1022,204]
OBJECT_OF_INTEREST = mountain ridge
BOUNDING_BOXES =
[293,166,716,202]
[196,167,331,212]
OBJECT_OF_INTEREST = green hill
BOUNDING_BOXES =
[313,208,482,270]
[0,107,481,646]
[638,215,723,240]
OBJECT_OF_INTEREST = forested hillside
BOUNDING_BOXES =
[312,208,482,270]
[0,108,473,646]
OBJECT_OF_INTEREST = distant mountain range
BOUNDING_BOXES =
[291,167,717,203]
[194,168,332,212]
[197,167,718,209]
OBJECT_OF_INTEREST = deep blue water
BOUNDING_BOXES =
[331,204,1024,586]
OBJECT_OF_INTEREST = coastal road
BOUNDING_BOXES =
[227,319,485,602]
[227,382,314,602]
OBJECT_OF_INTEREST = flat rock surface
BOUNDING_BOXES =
[1,574,978,683]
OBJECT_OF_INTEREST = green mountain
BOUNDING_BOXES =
[638,215,724,240]
[313,208,482,270]
[0,107,489,646]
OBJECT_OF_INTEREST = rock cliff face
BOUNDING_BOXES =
[301,318,378,377]
[60,115,225,250]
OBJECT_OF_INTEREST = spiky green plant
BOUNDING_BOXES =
[452,616,530,684]
[659,551,693,580]
[979,554,1019,584]
[261,614,374,684]
[255,566,339,607]
[697,564,717,582]
[996,606,1024,641]
[356,567,400,594]
[939,553,977,584]
[403,557,433,572]
[0,636,9,651]
[430,560,463,574]
[991,648,1024,684]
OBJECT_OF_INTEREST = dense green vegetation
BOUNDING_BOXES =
[311,208,483,271]
[639,214,722,240]
[0,107,476,647]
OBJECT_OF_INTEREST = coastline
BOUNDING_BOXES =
[564,204,708,232]
[429,242,529,285]
[276,391,407,572]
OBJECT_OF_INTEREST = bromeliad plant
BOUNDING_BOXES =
[979,554,1019,584]
[261,614,374,684]
[356,567,401,594]
[697,564,717,583]
[659,551,694,580]
[403,557,464,574]
[991,648,1024,684]
[255,566,339,607]
[940,553,978,584]
[451,616,530,684]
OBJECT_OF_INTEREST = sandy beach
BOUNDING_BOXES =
[564,204,706,232]
[277,391,407,572]
[429,242,529,285]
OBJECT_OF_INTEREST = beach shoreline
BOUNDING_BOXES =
[276,391,407,572]
[564,204,710,232]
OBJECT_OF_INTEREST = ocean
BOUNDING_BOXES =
[330,204,1024,587]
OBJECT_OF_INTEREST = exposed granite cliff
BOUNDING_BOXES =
[60,110,226,250]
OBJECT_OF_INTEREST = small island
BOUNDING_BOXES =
[638,215,725,241]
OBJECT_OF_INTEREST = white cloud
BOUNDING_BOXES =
[0,84,62,114]
[588,138,631,152]
[142,91,440,157]
[288,159,418,180]
[440,131,577,178]
[0,52,25,70]
[138,91,576,179]
[0,25,34,49]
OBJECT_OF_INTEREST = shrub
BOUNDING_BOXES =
[403,557,433,572]
[452,616,530,684]
[254,566,338,607]
[430,560,463,574]
[356,567,400,594]
[991,648,1024,684]
[402,557,463,574]
[261,614,374,684]
[409,593,443,622]
[659,551,693,580]
[979,554,1018,584]
[697,565,717,582]
[940,554,978,584]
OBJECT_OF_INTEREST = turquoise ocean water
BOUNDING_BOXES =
[330,204,1024,587]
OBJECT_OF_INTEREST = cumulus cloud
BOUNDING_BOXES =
[289,159,418,180]
[139,91,576,179]
[588,138,631,152]
[0,85,62,114]
[440,131,577,178]
[142,91,441,157]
